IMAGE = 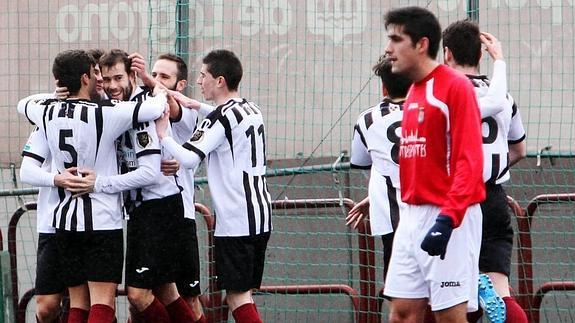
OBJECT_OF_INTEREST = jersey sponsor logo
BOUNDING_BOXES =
[440,281,461,288]
[136,131,151,148]
[400,130,427,158]
[23,143,32,151]
[135,267,149,274]
[430,231,442,237]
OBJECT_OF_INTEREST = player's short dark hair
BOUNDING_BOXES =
[52,49,95,95]
[87,48,104,63]
[99,49,131,74]
[202,50,243,91]
[442,20,481,67]
[157,53,188,81]
[373,56,411,99]
[384,6,442,59]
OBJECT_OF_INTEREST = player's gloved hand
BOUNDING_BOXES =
[420,215,454,260]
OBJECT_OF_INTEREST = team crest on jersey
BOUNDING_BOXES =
[136,131,151,148]
[191,129,204,142]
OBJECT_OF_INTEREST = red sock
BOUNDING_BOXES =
[503,296,528,323]
[232,303,262,323]
[67,308,89,323]
[423,305,436,323]
[87,304,115,323]
[141,298,170,323]
[166,297,196,323]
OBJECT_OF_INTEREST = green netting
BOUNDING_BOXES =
[1,1,574,322]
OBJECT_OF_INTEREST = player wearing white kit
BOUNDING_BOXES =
[78,49,198,323]
[443,20,528,323]
[149,53,211,322]
[346,57,411,280]
[20,128,66,323]
[17,49,167,323]
[155,49,271,323]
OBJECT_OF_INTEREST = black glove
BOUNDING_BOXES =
[420,215,454,260]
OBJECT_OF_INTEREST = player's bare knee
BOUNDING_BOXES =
[225,290,252,311]
[389,309,420,323]
[184,296,204,315]
[35,300,61,322]
[35,294,62,321]
[127,287,155,311]
[153,283,180,305]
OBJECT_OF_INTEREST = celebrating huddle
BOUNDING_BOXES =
[17,4,533,323]
[18,48,270,323]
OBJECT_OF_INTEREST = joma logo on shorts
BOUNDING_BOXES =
[440,281,461,288]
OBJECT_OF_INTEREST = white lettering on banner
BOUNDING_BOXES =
[56,0,574,43]
[56,0,175,43]
[306,0,367,44]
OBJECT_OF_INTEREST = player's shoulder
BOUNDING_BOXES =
[467,74,490,89]
[221,98,259,115]
[208,98,259,125]
[438,65,472,85]
[97,99,121,107]
[356,106,373,121]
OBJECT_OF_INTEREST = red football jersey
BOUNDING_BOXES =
[399,65,485,227]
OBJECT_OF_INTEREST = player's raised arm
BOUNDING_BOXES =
[156,108,225,170]
[477,32,509,117]
[169,90,216,116]
[129,52,156,89]
[93,123,162,194]
[101,90,168,140]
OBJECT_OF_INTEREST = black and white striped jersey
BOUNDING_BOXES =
[469,66,526,185]
[21,128,59,234]
[17,93,167,231]
[351,98,404,188]
[96,86,182,213]
[161,98,272,237]
[351,98,405,235]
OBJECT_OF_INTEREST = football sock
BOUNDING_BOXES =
[67,308,89,323]
[503,296,528,323]
[87,304,115,323]
[232,303,263,323]
[165,297,196,323]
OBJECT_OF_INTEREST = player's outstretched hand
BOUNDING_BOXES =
[54,80,70,100]
[161,159,180,176]
[480,32,503,61]
[345,196,370,229]
[420,215,454,260]
[168,90,202,110]
[129,52,155,89]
